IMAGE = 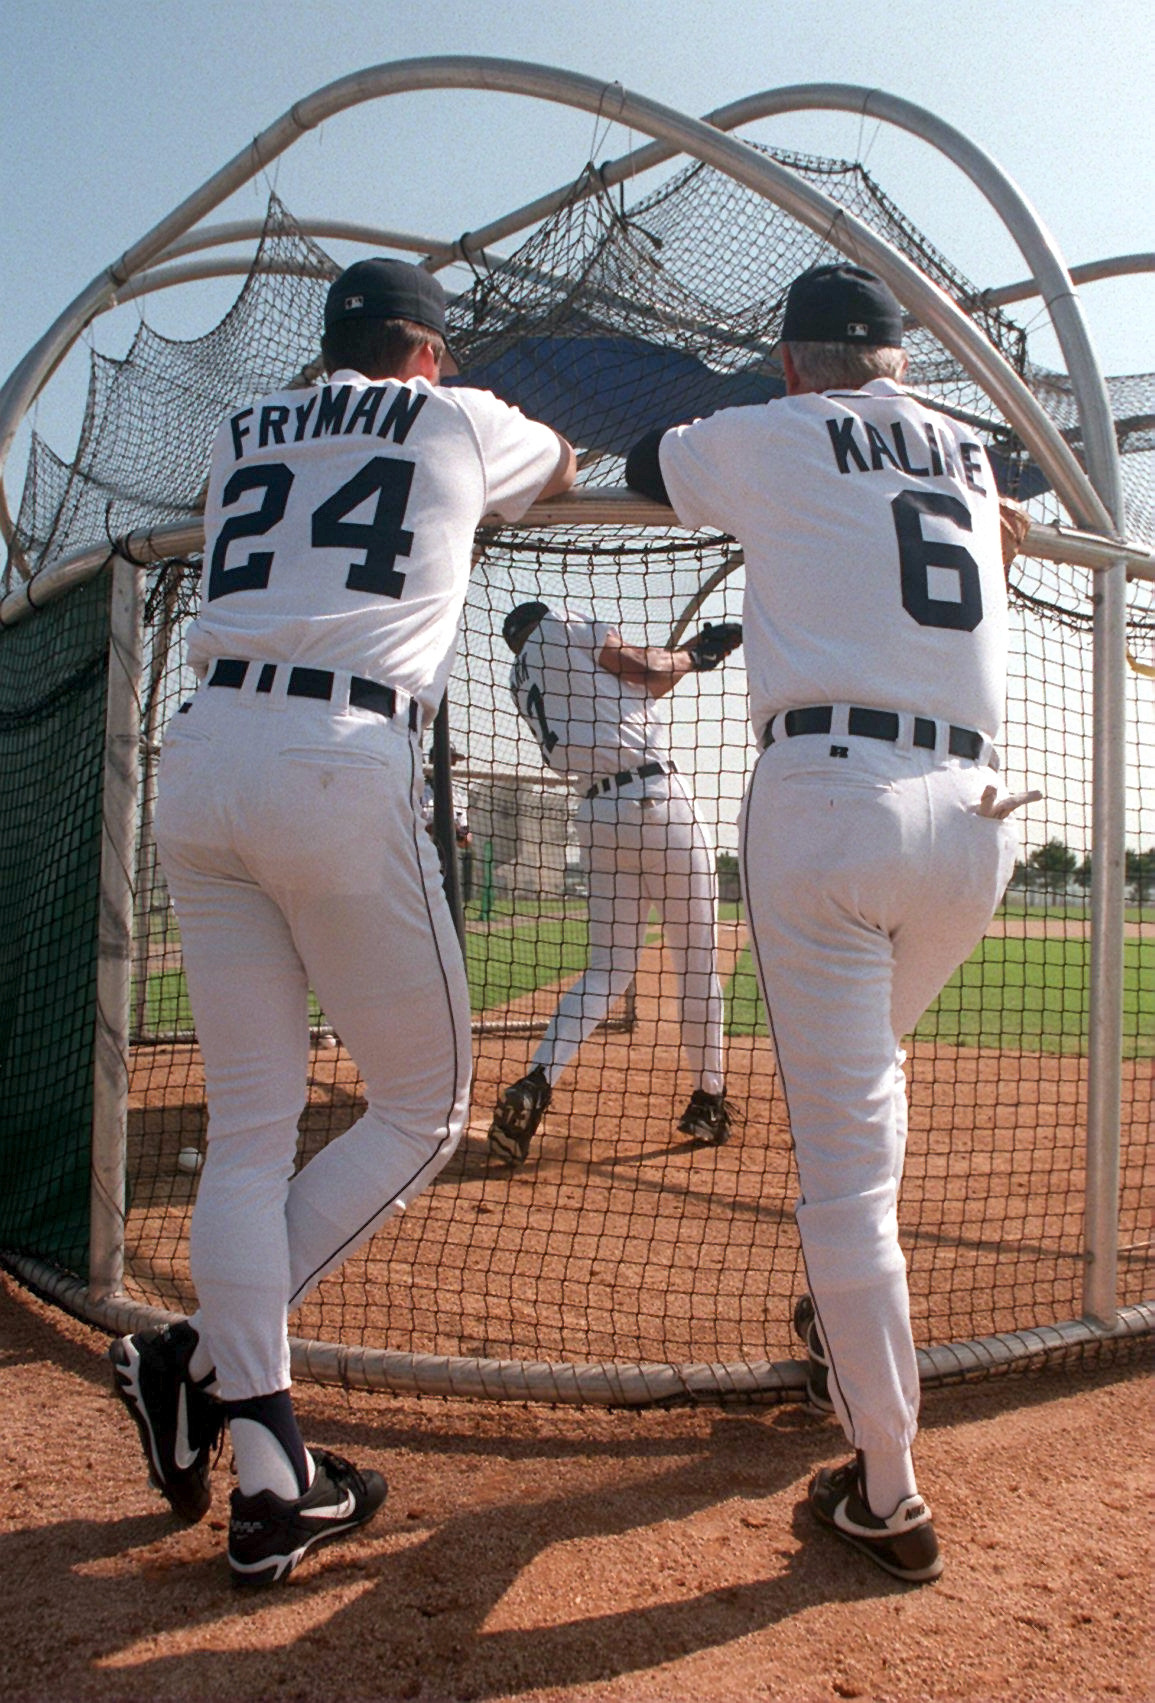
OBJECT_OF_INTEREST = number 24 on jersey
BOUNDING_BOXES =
[207,455,416,604]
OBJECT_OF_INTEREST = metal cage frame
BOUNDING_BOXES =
[1,58,1151,1402]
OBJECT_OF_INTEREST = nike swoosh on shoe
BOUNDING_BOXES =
[300,1491,356,1521]
[173,1383,199,1471]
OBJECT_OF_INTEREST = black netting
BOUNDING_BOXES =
[1,162,1150,1388]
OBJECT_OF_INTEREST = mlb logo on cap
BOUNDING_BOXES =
[324,256,460,373]
[780,264,904,348]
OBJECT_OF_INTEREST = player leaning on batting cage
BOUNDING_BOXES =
[109,258,576,1586]
[489,601,742,1166]
[626,263,1036,1586]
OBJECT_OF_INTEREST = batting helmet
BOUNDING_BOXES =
[502,601,550,653]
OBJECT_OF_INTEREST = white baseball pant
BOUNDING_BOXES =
[739,730,1018,1457]
[532,771,725,1095]
[155,684,471,1400]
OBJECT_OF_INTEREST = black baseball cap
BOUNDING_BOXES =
[780,263,904,347]
[324,258,459,373]
[502,601,550,652]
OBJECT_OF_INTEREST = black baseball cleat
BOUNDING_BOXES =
[677,1089,735,1146]
[109,1320,225,1523]
[808,1454,943,1584]
[228,1449,387,1587]
[488,1065,552,1165]
[792,1293,835,1414]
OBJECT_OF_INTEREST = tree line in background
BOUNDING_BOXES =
[1007,841,1155,904]
[716,846,1154,905]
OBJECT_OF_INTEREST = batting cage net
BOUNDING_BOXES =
[1,157,1152,1401]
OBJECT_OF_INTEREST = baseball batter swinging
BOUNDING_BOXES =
[626,263,1035,1584]
[109,258,575,1585]
[489,602,741,1164]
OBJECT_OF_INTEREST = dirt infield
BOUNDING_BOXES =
[1,1270,1150,1702]
[83,930,1151,1698]
[124,930,1152,1376]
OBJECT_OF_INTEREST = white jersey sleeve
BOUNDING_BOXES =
[449,385,563,521]
[509,610,670,780]
[186,372,561,724]
[660,380,1009,743]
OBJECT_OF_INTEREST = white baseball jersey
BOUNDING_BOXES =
[507,610,723,1097]
[659,378,1008,742]
[509,609,671,779]
[187,369,562,720]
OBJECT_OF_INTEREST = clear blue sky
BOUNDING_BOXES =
[2,0,1152,491]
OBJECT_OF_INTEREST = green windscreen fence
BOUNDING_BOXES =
[0,570,109,1273]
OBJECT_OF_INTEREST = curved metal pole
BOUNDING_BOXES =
[446,82,1127,520]
[11,84,1138,545]
[1,228,507,402]
[0,56,1112,546]
[0,60,1135,1338]
[983,252,1155,309]
[153,218,466,266]
[0,221,469,511]
[111,245,515,308]
[684,86,1124,521]
[666,552,745,647]
[4,504,1149,634]
[112,255,332,302]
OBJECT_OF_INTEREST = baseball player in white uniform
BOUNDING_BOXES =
[626,263,1034,1585]
[488,602,741,1165]
[109,258,575,1585]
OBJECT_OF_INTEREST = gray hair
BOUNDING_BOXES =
[783,340,906,392]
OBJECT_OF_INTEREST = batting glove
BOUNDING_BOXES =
[684,622,743,671]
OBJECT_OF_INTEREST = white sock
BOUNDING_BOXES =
[859,1447,919,1518]
[231,1421,314,1500]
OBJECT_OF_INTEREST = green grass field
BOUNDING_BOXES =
[138,915,593,1030]
[723,934,1155,1056]
[139,916,1153,1057]
[140,968,195,1032]
[465,914,591,1012]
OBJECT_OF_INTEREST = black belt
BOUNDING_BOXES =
[763,706,984,761]
[203,658,419,731]
[585,760,673,799]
